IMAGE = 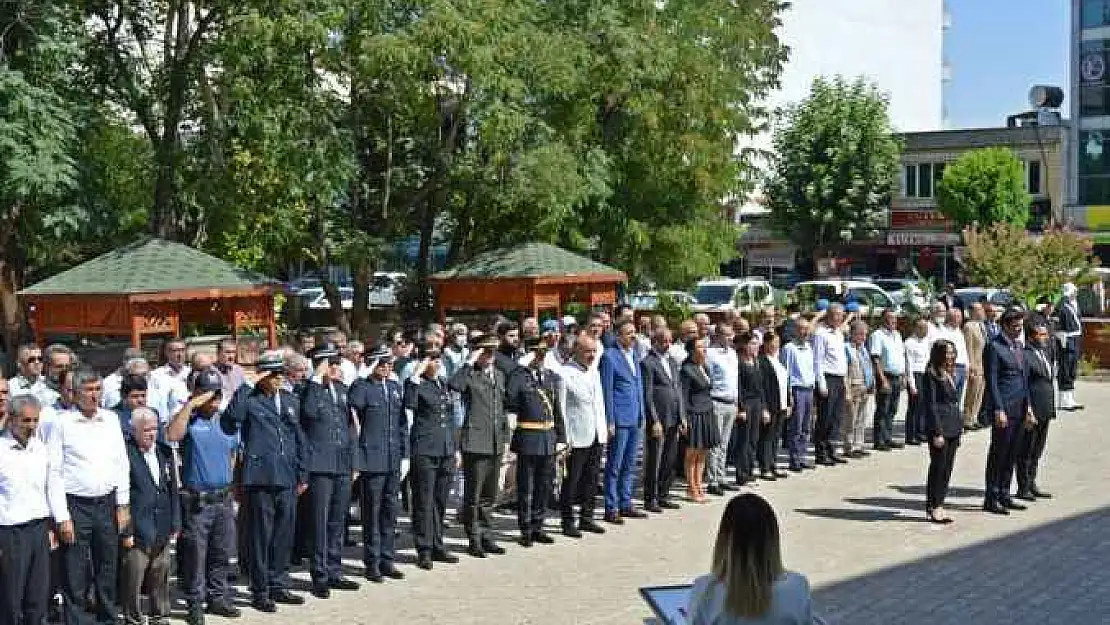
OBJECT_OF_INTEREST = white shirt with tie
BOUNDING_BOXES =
[47,408,131,522]
[0,431,67,526]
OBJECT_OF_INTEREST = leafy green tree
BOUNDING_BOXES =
[765,76,902,261]
[936,147,1030,228]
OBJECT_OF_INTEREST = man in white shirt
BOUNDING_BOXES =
[101,348,144,409]
[940,308,970,404]
[705,324,739,495]
[151,339,190,425]
[813,304,849,466]
[10,344,60,408]
[557,334,608,537]
[340,340,366,386]
[49,369,131,625]
[903,318,932,446]
[1,394,66,625]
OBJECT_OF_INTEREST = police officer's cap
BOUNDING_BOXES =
[309,342,341,363]
[470,333,499,350]
[193,368,223,393]
[255,351,286,374]
[523,336,545,351]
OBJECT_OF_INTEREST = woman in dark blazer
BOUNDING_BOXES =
[921,339,962,524]
[735,333,764,486]
[680,337,720,503]
[758,332,790,481]
[1017,320,1057,501]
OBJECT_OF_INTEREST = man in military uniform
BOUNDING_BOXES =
[405,347,460,570]
[165,368,241,625]
[506,336,565,547]
[299,344,360,598]
[447,333,510,558]
[349,346,408,583]
[222,352,307,612]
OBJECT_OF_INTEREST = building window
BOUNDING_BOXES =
[903,163,944,198]
[1082,0,1110,29]
[1026,160,1042,195]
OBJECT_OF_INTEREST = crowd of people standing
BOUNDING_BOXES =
[0,282,1086,625]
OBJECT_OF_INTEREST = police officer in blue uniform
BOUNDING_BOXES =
[405,345,460,570]
[506,336,566,547]
[164,368,241,625]
[222,352,307,612]
[349,345,408,583]
[300,344,360,598]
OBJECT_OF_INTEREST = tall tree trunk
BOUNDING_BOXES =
[350,267,372,340]
[0,259,25,365]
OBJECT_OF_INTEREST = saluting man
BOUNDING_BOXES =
[506,336,565,547]
[349,346,408,583]
[299,344,360,598]
[222,352,307,613]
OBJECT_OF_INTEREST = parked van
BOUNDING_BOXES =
[691,278,774,314]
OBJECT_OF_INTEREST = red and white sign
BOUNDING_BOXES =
[889,210,956,231]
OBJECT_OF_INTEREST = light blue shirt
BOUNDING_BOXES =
[706,346,739,404]
[780,341,816,389]
[688,571,814,625]
[868,327,906,375]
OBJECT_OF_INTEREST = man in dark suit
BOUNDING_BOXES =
[506,337,565,546]
[1055,282,1084,410]
[493,321,522,377]
[1018,320,1057,502]
[350,346,408,582]
[299,344,360,598]
[601,319,647,523]
[448,333,510,558]
[982,308,1034,515]
[119,408,180,625]
[222,352,307,612]
[640,327,683,513]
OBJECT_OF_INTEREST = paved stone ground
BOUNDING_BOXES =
[201,381,1110,625]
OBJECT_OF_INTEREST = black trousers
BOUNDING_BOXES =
[906,373,924,442]
[1016,419,1052,494]
[461,453,500,543]
[515,454,555,533]
[643,423,679,505]
[814,375,846,459]
[61,493,118,625]
[925,436,961,510]
[180,495,235,606]
[758,410,786,473]
[984,408,1026,504]
[560,442,602,522]
[360,471,399,573]
[308,473,351,584]
[0,518,50,625]
[411,455,453,555]
[293,486,312,562]
[1059,338,1079,392]
[244,486,296,599]
[734,398,761,476]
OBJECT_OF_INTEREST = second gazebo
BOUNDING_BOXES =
[430,242,627,321]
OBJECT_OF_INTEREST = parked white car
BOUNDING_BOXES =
[302,272,407,309]
[628,291,697,311]
[691,278,774,314]
[793,280,898,316]
[873,278,927,310]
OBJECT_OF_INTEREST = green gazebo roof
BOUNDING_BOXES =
[19,238,278,297]
[432,242,625,280]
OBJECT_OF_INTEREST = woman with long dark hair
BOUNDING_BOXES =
[734,333,764,485]
[922,338,962,524]
[688,494,814,624]
[758,332,790,480]
[680,337,721,503]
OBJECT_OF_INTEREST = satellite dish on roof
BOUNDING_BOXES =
[1029,85,1064,109]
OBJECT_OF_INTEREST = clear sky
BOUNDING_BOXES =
[946,0,1070,129]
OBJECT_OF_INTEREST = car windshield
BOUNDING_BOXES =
[694,285,736,305]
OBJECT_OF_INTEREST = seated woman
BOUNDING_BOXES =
[688,493,814,624]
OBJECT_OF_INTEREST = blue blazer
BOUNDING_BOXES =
[600,346,645,429]
[222,384,307,489]
[983,334,1029,417]
[349,377,409,473]
[125,440,180,552]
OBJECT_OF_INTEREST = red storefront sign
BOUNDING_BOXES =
[890,210,956,231]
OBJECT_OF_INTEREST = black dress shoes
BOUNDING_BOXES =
[329,578,360,591]
[364,571,384,583]
[620,508,649,519]
[416,554,433,570]
[720,483,740,492]
[773,470,789,479]
[1031,487,1053,499]
[604,511,625,524]
[660,500,681,510]
[888,441,904,449]
[519,534,533,548]
[311,584,330,599]
[707,485,725,496]
[272,590,304,605]
[579,519,606,534]
[381,565,405,580]
[562,522,582,538]
[1001,499,1027,511]
[873,443,890,451]
[533,531,555,544]
[1015,491,1038,502]
[789,464,804,472]
[983,501,1010,515]
[831,454,848,464]
[644,503,663,513]
[467,542,487,558]
[432,549,459,564]
[482,540,505,555]
[251,598,277,613]
[207,602,240,618]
